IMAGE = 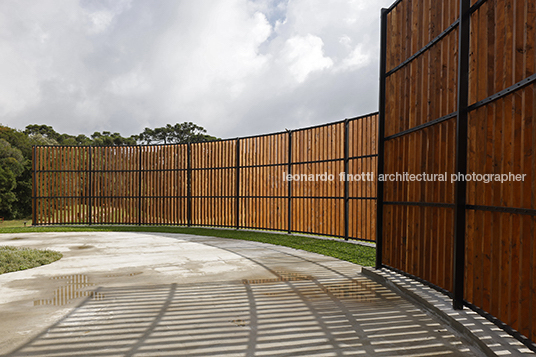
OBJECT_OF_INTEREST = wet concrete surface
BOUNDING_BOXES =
[0,232,483,356]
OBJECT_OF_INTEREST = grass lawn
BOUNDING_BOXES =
[0,246,63,274]
[0,222,376,267]
[0,219,32,228]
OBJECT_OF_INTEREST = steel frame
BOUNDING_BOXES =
[377,0,536,351]
[33,114,378,242]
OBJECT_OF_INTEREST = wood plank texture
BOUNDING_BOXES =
[33,114,378,241]
[464,0,536,342]
[384,0,535,345]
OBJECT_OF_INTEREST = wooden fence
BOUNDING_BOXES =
[32,113,378,241]
[378,0,536,348]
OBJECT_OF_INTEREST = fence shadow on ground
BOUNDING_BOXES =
[5,277,477,356]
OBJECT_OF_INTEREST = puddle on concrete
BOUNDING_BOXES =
[10,237,24,240]
[321,279,380,302]
[244,271,381,303]
[229,319,248,327]
[33,271,145,306]
[104,271,143,278]
[244,271,313,285]
[76,245,94,250]
[34,274,104,306]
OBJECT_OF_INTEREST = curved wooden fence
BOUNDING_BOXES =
[32,0,536,349]
[378,0,536,349]
[32,113,378,241]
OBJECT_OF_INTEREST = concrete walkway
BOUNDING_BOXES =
[0,232,483,356]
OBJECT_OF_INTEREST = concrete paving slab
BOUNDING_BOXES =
[362,267,536,356]
[0,232,484,356]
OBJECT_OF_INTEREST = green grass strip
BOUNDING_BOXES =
[0,225,376,267]
[0,246,63,274]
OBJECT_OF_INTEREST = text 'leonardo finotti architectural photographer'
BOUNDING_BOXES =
[283,171,526,184]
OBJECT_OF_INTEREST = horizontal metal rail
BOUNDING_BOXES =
[384,112,457,141]
[385,19,460,77]
[384,0,490,76]
[34,154,378,173]
[466,205,536,216]
[383,201,455,209]
[468,73,536,112]
[36,195,377,200]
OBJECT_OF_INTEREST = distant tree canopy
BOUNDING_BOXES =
[24,123,219,146]
[90,131,137,146]
[24,124,136,146]
[135,122,219,145]
[0,122,218,219]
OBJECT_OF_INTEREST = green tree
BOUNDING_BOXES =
[135,122,219,144]
[91,131,137,146]
[0,125,58,219]
[75,134,93,146]
[12,160,33,219]
[1,126,34,158]
[0,138,25,219]
[24,125,96,146]
[24,124,60,142]
[0,166,17,217]
[0,121,217,220]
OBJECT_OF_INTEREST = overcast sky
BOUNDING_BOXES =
[0,0,393,139]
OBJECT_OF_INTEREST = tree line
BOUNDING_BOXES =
[0,122,219,220]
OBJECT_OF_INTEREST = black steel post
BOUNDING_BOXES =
[187,143,192,227]
[138,146,142,226]
[453,0,471,310]
[32,146,37,226]
[235,138,240,230]
[287,131,293,234]
[376,8,388,269]
[344,119,349,240]
[88,146,93,226]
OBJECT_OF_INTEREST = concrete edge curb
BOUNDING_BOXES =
[362,267,534,357]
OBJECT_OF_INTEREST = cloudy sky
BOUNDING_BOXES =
[0,0,393,139]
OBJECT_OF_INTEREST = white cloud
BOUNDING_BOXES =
[106,68,151,96]
[0,0,394,138]
[83,0,132,34]
[339,34,352,49]
[87,10,115,34]
[281,34,333,83]
[339,43,371,70]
